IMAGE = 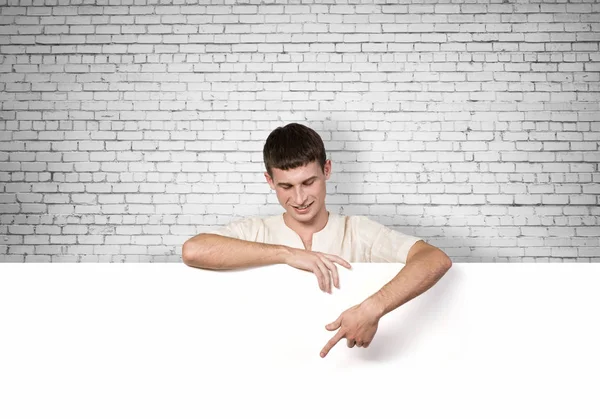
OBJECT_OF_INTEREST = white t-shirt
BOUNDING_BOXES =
[205,211,423,264]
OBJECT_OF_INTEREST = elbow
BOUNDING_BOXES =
[182,238,202,267]
[431,251,452,271]
[182,241,193,266]
[443,256,453,270]
[434,248,453,270]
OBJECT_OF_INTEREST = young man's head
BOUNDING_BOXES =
[263,123,331,225]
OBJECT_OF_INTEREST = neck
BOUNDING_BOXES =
[284,207,329,237]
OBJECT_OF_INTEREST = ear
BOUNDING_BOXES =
[324,160,332,180]
[264,172,275,190]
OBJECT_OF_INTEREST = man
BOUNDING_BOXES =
[182,122,452,358]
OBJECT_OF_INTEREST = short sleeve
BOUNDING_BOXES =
[357,216,423,264]
[205,218,252,241]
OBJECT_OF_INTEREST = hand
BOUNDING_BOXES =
[320,301,382,358]
[283,247,352,294]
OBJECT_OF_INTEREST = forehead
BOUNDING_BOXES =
[272,161,320,183]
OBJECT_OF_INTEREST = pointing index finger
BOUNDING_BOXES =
[321,329,345,358]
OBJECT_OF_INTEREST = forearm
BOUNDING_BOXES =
[182,234,292,270]
[364,251,452,319]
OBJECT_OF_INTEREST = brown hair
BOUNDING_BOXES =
[263,123,327,180]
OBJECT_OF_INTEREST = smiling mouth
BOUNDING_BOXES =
[293,202,313,209]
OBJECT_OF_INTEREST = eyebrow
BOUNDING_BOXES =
[276,176,318,187]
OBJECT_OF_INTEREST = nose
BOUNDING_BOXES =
[294,187,306,204]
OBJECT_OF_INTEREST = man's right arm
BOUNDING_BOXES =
[182,232,353,293]
[182,233,292,270]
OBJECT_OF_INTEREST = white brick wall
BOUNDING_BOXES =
[1,0,599,262]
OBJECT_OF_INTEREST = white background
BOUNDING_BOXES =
[1,263,599,418]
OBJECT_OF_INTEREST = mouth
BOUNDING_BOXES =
[292,202,314,211]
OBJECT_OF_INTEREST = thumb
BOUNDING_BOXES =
[325,315,342,330]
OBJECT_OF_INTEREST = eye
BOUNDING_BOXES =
[305,180,315,186]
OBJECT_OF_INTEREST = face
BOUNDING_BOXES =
[265,160,331,222]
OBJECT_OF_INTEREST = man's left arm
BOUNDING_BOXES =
[320,241,452,357]
[362,240,453,319]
